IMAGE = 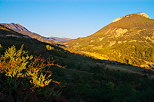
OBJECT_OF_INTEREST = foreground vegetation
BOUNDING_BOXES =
[0,40,154,102]
[0,45,62,102]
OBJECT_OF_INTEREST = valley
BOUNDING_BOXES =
[0,13,154,102]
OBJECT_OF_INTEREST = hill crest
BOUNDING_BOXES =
[112,13,151,23]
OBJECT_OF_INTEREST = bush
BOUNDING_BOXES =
[0,45,62,102]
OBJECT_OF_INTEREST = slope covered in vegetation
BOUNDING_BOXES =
[64,13,154,68]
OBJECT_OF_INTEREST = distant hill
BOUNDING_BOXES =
[0,24,27,38]
[64,13,154,69]
[1,23,30,32]
[0,23,57,44]
[47,36,72,41]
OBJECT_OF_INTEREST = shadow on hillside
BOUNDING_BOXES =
[0,25,153,77]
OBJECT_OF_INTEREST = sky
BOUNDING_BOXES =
[0,0,154,38]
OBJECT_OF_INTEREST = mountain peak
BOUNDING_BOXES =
[112,12,150,23]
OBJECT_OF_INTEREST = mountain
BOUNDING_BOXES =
[0,16,154,102]
[64,13,154,69]
[47,36,72,41]
[1,23,30,32]
[0,23,56,44]
[0,24,27,38]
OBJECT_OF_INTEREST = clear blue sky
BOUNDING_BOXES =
[0,0,154,38]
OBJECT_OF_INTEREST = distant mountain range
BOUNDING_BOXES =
[64,13,154,69]
[47,36,72,41]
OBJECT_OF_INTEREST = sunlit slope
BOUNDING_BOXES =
[65,13,154,68]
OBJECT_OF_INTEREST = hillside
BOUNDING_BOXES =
[1,23,30,32]
[0,23,57,44]
[64,13,154,69]
[1,22,154,102]
[0,24,27,38]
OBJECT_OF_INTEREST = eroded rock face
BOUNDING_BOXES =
[115,28,128,37]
